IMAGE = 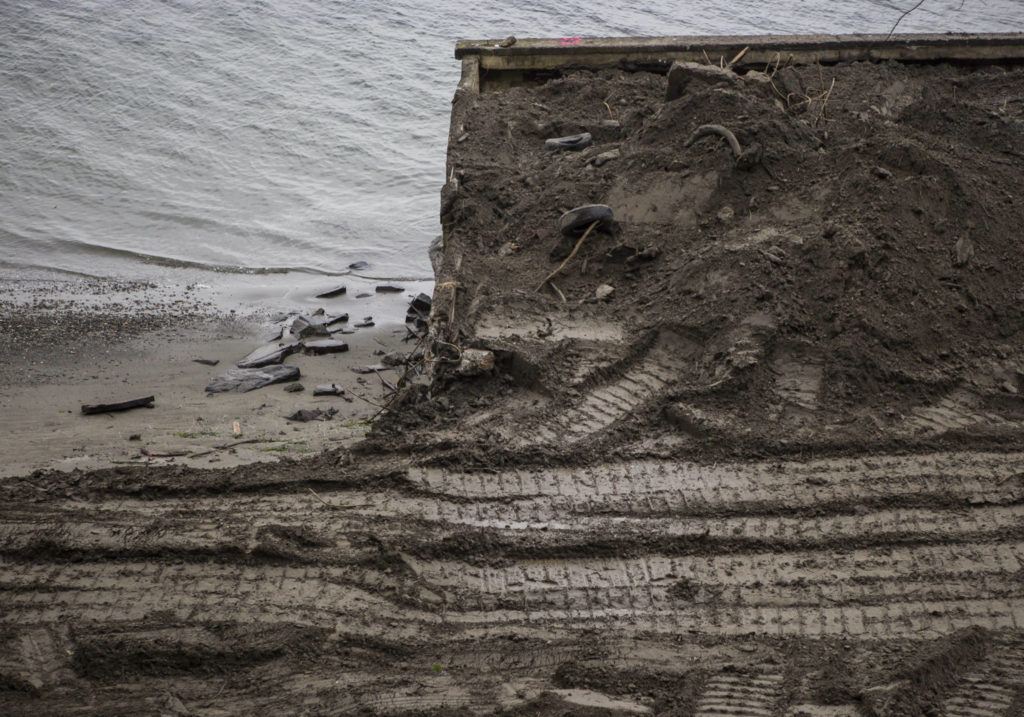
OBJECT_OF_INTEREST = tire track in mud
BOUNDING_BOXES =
[3,452,1024,641]
[410,541,1024,636]
[0,626,75,693]
[906,389,1021,437]
[407,452,1024,503]
[693,672,782,717]
[0,559,440,635]
[943,638,1024,717]
[524,334,694,445]
[3,494,1022,558]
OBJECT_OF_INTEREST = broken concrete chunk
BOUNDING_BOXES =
[410,293,432,315]
[545,132,593,151]
[743,69,772,87]
[205,365,300,394]
[559,204,614,236]
[348,260,369,270]
[665,61,740,101]
[236,342,300,369]
[313,384,345,396]
[595,284,615,301]
[291,315,330,338]
[457,348,495,376]
[326,313,349,328]
[315,285,347,299]
[354,321,375,328]
[375,285,404,293]
[261,325,283,343]
[284,383,304,393]
[407,316,428,333]
[302,339,349,355]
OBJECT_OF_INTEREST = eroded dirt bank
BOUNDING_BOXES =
[3,59,1024,715]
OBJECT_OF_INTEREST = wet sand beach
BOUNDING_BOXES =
[0,277,416,477]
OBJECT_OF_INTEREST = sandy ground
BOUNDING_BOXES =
[0,278,418,478]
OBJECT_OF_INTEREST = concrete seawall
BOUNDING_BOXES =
[454,32,1024,92]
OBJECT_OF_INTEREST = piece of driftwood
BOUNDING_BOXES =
[81,396,155,415]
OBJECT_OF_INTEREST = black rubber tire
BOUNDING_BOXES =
[558,204,614,236]
[544,132,593,151]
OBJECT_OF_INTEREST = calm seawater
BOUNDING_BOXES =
[1,0,1021,306]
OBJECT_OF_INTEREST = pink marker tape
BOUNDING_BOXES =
[561,37,582,46]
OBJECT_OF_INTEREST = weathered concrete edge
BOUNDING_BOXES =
[458,56,480,93]
[455,32,1024,71]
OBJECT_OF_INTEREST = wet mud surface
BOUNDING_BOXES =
[4,60,1024,714]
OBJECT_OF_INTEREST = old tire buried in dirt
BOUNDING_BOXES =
[559,204,614,236]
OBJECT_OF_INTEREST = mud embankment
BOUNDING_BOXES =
[2,57,1024,716]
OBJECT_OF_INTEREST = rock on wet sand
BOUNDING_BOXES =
[205,365,300,393]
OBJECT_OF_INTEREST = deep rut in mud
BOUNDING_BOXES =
[3,449,1024,714]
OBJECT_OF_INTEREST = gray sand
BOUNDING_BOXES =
[0,277,416,477]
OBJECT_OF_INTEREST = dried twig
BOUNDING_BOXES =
[727,46,749,67]
[308,487,333,508]
[347,389,386,409]
[374,369,398,393]
[549,280,567,303]
[814,76,837,126]
[370,360,425,421]
[187,438,274,459]
[216,438,266,450]
[536,220,600,293]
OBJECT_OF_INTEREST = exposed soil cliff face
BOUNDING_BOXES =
[3,60,1024,716]
[413,60,1024,456]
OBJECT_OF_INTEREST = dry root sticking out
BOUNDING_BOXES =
[685,124,743,157]
[685,124,762,169]
[536,220,600,294]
